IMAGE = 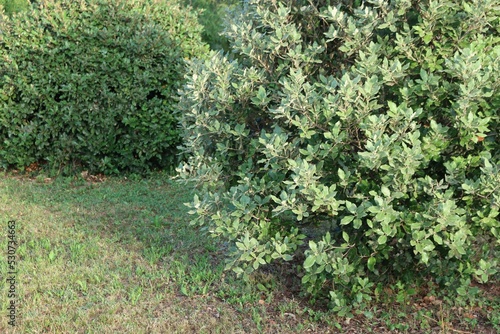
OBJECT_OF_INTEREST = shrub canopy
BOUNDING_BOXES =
[0,0,209,174]
[0,0,30,15]
[178,0,499,312]
[180,0,241,50]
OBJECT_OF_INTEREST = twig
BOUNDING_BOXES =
[420,313,474,334]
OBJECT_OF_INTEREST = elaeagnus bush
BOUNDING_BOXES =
[177,0,499,313]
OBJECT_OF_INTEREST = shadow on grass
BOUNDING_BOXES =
[2,172,215,262]
[0,172,284,332]
[5,172,304,302]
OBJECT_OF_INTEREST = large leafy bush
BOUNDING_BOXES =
[178,0,499,312]
[0,0,208,174]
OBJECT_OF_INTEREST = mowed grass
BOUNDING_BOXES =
[0,171,333,333]
[0,171,498,333]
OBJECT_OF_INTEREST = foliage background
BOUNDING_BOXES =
[0,0,30,15]
[181,0,241,51]
[0,0,209,174]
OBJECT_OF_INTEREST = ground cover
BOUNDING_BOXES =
[0,171,498,333]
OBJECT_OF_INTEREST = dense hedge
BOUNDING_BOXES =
[178,0,499,313]
[0,0,30,15]
[0,0,209,174]
[181,0,241,50]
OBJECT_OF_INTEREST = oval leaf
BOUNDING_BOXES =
[303,256,316,269]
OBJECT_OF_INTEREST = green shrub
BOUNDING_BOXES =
[0,0,30,16]
[0,0,209,174]
[178,0,499,313]
[181,0,241,50]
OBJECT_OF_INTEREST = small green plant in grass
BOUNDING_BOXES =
[143,245,169,265]
[40,238,52,251]
[251,306,263,331]
[48,248,59,262]
[128,286,143,306]
[490,310,500,332]
[150,215,165,229]
[69,243,86,263]
[76,280,88,295]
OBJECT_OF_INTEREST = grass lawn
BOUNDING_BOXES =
[0,171,498,333]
